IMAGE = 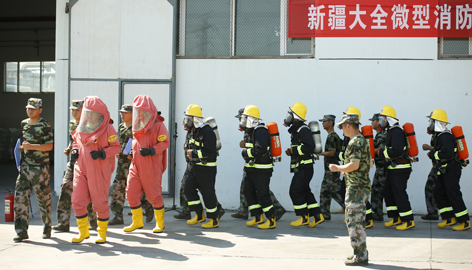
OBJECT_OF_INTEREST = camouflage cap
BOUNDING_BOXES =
[70,100,84,109]
[235,108,245,118]
[368,113,380,121]
[336,114,360,126]
[119,104,133,112]
[25,98,42,109]
[319,114,336,122]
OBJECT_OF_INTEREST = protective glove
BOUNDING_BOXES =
[90,150,106,160]
[140,147,156,157]
[71,148,79,160]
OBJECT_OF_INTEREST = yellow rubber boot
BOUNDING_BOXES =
[384,217,401,227]
[396,220,415,230]
[290,215,309,227]
[202,218,219,229]
[438,217,456,228]
[187,210,206,225]
[452,221,470,231]
[246,214,264,227]
[124,207,144,232]
[308,213,325,228]
[72,216,90,243]
[153,208,165,233]
[258,216,276,229]
[95,220,108,244]
[365,219,373,229]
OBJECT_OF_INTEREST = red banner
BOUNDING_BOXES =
[288,0,472,37]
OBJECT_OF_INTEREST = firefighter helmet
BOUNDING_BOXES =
[380,106,397,119]
[243,105,261,119]
[185,104,203,118]
[429,109,449,123]
[290,102,307,121]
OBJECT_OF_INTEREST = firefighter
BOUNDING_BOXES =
[427,109,470,231]
[183,104,220,229]
[241,105,276,229]
[376,106,415,231]
[284,102,324,228]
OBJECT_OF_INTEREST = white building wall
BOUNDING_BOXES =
[56,0,472,214]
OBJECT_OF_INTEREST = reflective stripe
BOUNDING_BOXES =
[247,149,254,158]
[307,203,319,209]
[249,204,261,210]
[297,145,304,156]
[399,210,413,217]
[294,203,307,210]
[388,164,412,169]
[206,206,218,213]
[366,208,372,215]
[455,209,468,217]
[197,149,203,159]
[263,205,273,212]
[245,143,253,147]
[189,139,195,144]
[383,148,390,159]
[386,206,398,211]
[439,207,453,213]
[188,200,201,206]
[196,162,217,167]
[245,163,273,169]
[434,151,440,160]
[338,152,345,161]
[291,159,314,169]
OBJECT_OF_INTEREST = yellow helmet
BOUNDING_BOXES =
[430,109,449,123]
[185,104,203,118]
[243,105,261,119]
[344,106,361,120]
[380,106,397,119]
[290,102,307,121]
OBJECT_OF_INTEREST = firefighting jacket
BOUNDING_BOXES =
[289,121,315,172]
[242,124,273,172]
[188,124,217,170]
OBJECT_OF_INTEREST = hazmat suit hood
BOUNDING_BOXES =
[77,96,111,144]
[133,95,161,134]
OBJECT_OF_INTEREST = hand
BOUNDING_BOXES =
[127,154,133,160]
[285,148,292,156]
[140,148,156,157]
[116,154,120,159]
[71,148,79,160]
[64,148,70,156]
[240,140,245,148]
[187,149,193,159]
[22,141,32,151]
[90,150,106,160]
[329,164,338,172]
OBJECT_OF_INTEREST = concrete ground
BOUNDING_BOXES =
[1,162,471,270]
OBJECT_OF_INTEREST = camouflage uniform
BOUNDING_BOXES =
[14,99,54,240]
[319,131,344,220]
[110,121,153,222]
[56,118,97,229]
[424,133,439,216]
[371,130,387,221]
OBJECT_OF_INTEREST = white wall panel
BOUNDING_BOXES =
[119,0,173,79]
[70,0,122,78]
[123,83,171,193]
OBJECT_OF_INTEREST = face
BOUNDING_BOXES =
[322,120,332,130]
[71,108,83,121]
[120,111,132,122]
[372,120,379,131]
[341,123,351,135]
[26,108,41,119]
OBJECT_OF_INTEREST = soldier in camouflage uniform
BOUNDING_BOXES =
[318,114,344,220]
[231,108,286,221]
[53,100,97,232]
[329,114,371,266]
[14,98,54,242]
[109,105,153,225]
[421,120,439,220]
[369,113,388,221]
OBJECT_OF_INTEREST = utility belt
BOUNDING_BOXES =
[290,155,314,173]
[436,156,461,175]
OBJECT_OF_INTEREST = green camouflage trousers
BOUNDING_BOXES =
[110,177,153,220]
[15,165,52,235]
[345,187,370,260]
[370,167,387,220]
[178,164,191,213]
[56,161,96,226]
[319,170,344,219]
[425,167,438,215]
[236,171,286,215]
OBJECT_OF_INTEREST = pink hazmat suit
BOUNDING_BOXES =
[126,95,170,209]
[72,96,120,219]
